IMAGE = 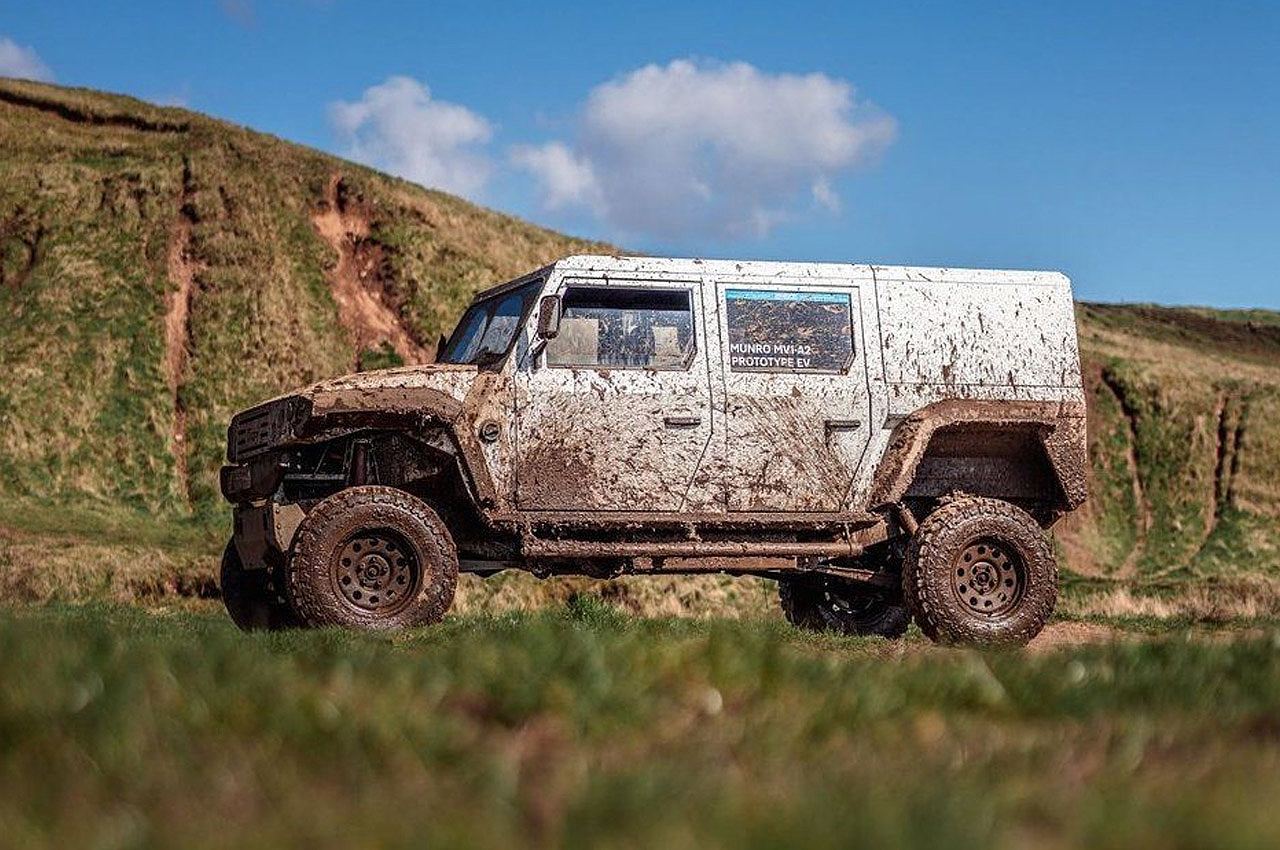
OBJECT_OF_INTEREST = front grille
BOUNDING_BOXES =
[228,397,306,463]
[231,408,275,460]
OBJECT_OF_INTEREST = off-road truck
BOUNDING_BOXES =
[220,255,1087,645]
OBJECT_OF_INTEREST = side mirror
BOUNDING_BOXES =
[536,295,562,340]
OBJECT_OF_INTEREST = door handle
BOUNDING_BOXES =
[664,415,702,428]
[824,419,863,432]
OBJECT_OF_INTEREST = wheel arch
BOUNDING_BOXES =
[323,425,497,538]
[293,408,498,513]
[298,383,501,511]
[868,399,1089,521]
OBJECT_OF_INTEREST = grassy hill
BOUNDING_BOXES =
[0,78,607,524]
[1065,302,1280,618]
[1,79,1279,619]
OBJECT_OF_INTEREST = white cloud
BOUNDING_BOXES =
[329,76,493,199]
[0,36,53,82]
[812,179,840,213]
[509,141,602,212]
[513,59,896,240]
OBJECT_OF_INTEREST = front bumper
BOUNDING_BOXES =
[220,453,286,503]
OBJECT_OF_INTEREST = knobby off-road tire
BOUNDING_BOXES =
[903,496,1057,646]
[286,486,458,630]
[779,577,910,638]
[220,541,298,631]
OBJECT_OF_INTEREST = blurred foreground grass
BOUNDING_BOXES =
[3,600,1280,849]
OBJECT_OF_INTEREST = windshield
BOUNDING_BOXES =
[438,280,543,365]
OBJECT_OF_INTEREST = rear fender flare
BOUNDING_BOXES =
[868,399,1088,513]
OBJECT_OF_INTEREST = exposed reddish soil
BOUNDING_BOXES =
[312,174,430,369]
[163,159,200,505]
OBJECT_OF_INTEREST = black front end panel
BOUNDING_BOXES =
[226,395,312,464]
[222,395,312,504]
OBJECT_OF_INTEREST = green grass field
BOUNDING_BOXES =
[4,599,1280,849]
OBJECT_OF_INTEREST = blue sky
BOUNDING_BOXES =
[2,1,1277,308]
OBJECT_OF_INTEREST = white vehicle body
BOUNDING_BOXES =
[506,255,1084,519]
[223,254,1086,588]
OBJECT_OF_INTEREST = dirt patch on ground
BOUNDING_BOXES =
[312,174,430,369]
[1066,581,1280,622]
[1026,621,1124,653]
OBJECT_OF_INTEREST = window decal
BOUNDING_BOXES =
[725,289,854,373]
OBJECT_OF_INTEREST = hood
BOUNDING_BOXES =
[227,364,481,463]
[299,364,478,413]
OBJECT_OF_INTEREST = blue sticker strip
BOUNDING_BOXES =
[725,289,848,304]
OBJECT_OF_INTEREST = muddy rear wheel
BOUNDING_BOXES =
[286,486,458,630]
[778,576,909,638]
[220,541,297,631]
[903,496,1057,646]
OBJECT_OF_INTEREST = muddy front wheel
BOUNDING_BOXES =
[779,576,909,638]
[286,486,458,631]
[903,496,1057,646]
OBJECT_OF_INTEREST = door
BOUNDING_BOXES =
[514,279,712,511]
[716,282,872,511]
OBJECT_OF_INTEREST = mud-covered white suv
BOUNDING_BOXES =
[220,255,1087,645]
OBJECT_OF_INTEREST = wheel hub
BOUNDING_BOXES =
[336,532,417,613]
[951,538,1024,616]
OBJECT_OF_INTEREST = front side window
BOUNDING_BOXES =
[546,286,695,369]
[439,280,542,365]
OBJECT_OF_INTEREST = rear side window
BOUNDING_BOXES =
[546,286,695,369]
[725,289,854,373]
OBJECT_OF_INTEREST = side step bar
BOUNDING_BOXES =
[521,518,892,561]
[523,538,866,559]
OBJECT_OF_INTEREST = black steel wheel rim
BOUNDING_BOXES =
[333,529,419,614]
[951,537,1025,617]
